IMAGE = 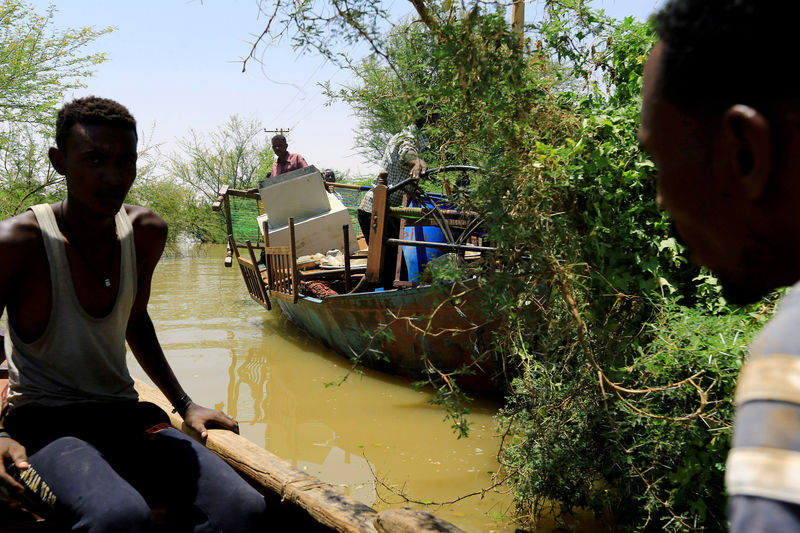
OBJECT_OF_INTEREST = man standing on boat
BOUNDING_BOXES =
[0,97,266,530]
[640,2,800,530]
[271,133,308,176]
[357,112,434,287]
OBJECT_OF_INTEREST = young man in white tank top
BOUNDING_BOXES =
[0,97,266,530]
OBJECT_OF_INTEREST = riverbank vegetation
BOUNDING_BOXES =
[243,0,771,530]
[0,0,109,219]
[0,0,770,530]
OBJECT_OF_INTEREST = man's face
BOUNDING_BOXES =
[50,123,138,218]
[640,42,771,304]
[272,139,288,159]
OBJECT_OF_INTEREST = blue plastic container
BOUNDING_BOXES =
[401,195,455,281]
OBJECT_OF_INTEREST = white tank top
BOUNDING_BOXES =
[5,203,139,410]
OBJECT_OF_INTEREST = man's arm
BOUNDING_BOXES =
[401,150,427,179]
[0,307,28,510]
[398,134,427,179]
[0,219,32,507]
[125,206,238,439]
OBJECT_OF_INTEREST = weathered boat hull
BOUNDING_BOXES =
[214,183,502,392]
[273,279,500,392]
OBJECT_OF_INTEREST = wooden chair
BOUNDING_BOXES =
[260,218,299,304]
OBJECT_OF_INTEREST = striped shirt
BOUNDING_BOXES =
[727,281,800,531]
[359,125,428,213]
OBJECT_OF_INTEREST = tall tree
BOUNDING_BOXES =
[240,2,759,531]
[0,0,111,216]
[168,115,273,201]
[0,1,111,139]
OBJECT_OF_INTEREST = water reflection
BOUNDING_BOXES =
[130,245,516,532]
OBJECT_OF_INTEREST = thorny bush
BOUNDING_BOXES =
[247,0,775,530]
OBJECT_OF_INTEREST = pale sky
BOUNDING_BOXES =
[34,0,664,178]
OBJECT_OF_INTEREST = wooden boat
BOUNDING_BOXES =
[213,167,501,392]
[0,360,465,532]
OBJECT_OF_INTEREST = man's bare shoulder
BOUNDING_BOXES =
[124,204,167,259]
[0,211,45,294]
[124,205,167,236]
[0,210,42,250]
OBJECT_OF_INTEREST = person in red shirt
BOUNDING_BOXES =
[270,134,308,176]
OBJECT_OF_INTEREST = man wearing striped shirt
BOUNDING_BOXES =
[357,115,433,288]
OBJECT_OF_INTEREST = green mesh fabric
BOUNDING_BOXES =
[327,187,367,237]
[229,195,263,245]
[337,188,365,237]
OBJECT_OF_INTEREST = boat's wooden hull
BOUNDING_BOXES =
[273,279,500,392]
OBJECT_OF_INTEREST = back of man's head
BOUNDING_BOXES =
[656,1,800,114]
[55,97,137,151]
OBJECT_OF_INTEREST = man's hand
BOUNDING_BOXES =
[410,158,428,180]
[183,403,239,440]
[0,436,28,509]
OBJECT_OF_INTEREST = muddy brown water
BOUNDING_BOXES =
[129,244,519,532]
[0,242,602,531]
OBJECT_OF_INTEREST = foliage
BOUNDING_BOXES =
[323,23,439,162]
[0,124,63,219]
[0,1,111,140]
[608,304,768,530]
[0,0,111,217]
[127,176,226,249]
[244,0,774,531]
[167,115,273,202]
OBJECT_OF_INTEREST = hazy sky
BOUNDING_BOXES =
[32,0,664,178]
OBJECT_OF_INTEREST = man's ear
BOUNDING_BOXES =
[721,104,772,199]
[48,146,66,176]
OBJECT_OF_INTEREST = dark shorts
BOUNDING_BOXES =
[4,401,267,532]
[5,400,169,455]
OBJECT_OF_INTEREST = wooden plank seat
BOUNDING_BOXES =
[293,264,366,281]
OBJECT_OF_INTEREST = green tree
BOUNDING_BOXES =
[242,1,765,530]
[127,177,226,248]
[122,133,224,248]
[323,23,441,162]
[0,0,111,216]
[0,124,62,219]
[168,115,273,202]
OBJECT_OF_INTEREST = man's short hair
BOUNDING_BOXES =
[655,1,800,113]
[271,134,287,145]
[55,97,137,150]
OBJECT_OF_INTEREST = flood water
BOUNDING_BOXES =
[129,244,517,532]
